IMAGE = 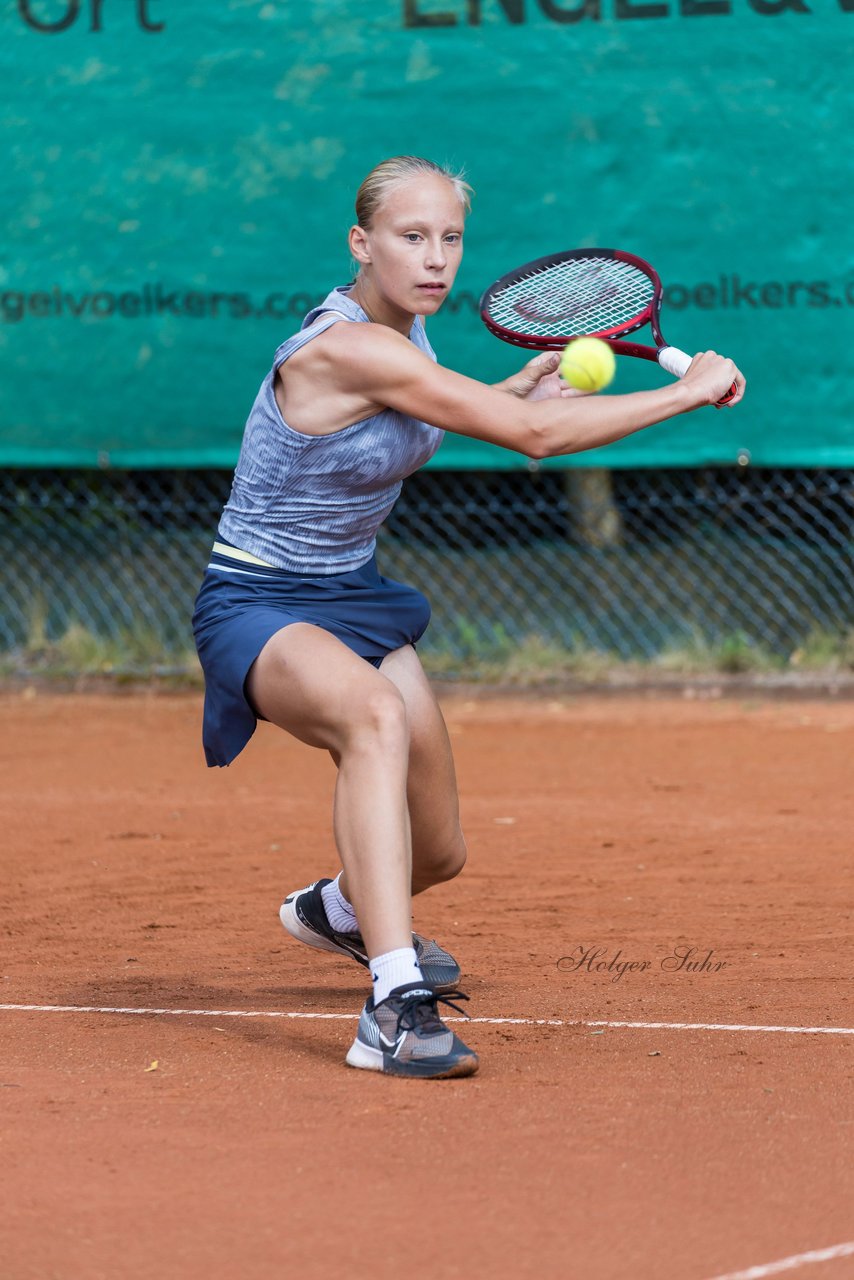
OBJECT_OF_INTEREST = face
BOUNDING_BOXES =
[349,174,465,320]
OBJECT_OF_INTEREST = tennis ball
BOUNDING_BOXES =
[559,337,616,392]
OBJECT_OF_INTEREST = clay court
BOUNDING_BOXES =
[2,689,852,1280]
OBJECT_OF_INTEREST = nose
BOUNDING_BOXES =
[424,237,447,270]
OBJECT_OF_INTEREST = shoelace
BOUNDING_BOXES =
[393,988,471,1035]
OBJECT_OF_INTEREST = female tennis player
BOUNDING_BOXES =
[193,155,744,1079]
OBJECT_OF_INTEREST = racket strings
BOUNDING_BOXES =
[489,257,654,340]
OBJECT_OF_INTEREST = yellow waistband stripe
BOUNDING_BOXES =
[212,541,276,568]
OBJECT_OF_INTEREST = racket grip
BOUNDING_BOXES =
[657,346,692,379]
[659,345,737,406]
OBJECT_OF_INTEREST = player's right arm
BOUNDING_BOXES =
[324,323,743,460]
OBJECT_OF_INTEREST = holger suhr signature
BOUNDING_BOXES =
[557,945,728,982]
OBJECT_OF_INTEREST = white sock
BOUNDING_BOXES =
[370,947,424,1004]
[321,874,359,934]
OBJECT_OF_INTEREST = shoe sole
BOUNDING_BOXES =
[345,1038,478,1079]
[279,899,366,964]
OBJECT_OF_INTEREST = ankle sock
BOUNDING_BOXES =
[321,874,359,934]
[370,947,424,1004]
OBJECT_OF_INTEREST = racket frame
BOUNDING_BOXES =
[480,246,734,401]
[479,247,668,359]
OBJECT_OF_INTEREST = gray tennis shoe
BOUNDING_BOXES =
[345,982,478,1078]
[280,879,462,992]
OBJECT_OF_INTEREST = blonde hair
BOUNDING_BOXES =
[354,156,473,229]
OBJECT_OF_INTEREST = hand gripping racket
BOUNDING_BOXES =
[480,248,737,405]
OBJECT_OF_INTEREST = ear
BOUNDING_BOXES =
[348,224,371,266]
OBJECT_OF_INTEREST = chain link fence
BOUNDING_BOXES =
[2,467,852,679]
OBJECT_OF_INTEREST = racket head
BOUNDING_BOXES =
[480,248,665,351]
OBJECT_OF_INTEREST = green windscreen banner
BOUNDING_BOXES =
[1,2,851,470]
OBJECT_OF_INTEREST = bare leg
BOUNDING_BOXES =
[246,623,414,961]
[377,645,467,895]
[329,645,467,904]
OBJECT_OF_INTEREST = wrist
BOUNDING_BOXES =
[667,378,701,415]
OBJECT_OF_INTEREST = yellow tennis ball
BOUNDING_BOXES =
[559,337,616,392]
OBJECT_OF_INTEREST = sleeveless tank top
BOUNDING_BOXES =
[216,286,444,573]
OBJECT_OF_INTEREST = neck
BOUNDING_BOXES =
[350,278,414,337]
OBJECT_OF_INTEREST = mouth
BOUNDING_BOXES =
[416,283,447,293]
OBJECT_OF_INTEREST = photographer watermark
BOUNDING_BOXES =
[558,945,729,982]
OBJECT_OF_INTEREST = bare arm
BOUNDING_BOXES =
[324,324,745,461]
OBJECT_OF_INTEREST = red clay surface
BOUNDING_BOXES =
[2,690,853,1280]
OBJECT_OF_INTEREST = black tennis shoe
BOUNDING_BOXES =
[279,879,462,992]
[345,982,478,1078]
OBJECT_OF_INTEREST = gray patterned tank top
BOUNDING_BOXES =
[217,286,444,573]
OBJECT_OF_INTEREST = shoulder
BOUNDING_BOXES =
[303,318,420,375]
[276,317,431,417]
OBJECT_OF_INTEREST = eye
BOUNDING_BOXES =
[445,234,462,246]
[403,233,422,243]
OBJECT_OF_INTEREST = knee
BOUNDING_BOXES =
[345,684,409,754]
[425,829,468,885]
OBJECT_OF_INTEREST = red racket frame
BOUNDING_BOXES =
[480,247,668,359]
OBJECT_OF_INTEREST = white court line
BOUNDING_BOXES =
[704,1239,854,1279]
[1,1004,853,1035]
[583,1019,854,1036]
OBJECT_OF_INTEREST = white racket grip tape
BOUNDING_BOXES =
[657,346,693,379]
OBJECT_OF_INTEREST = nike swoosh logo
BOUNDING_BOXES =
[379,1031,407,1058]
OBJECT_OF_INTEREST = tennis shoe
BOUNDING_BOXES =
[280,879,461,991]
[345,982,478,1078]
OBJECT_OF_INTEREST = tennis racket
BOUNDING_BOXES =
[480,248,737,406]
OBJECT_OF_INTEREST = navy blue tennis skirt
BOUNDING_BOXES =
[192,550,431,768]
